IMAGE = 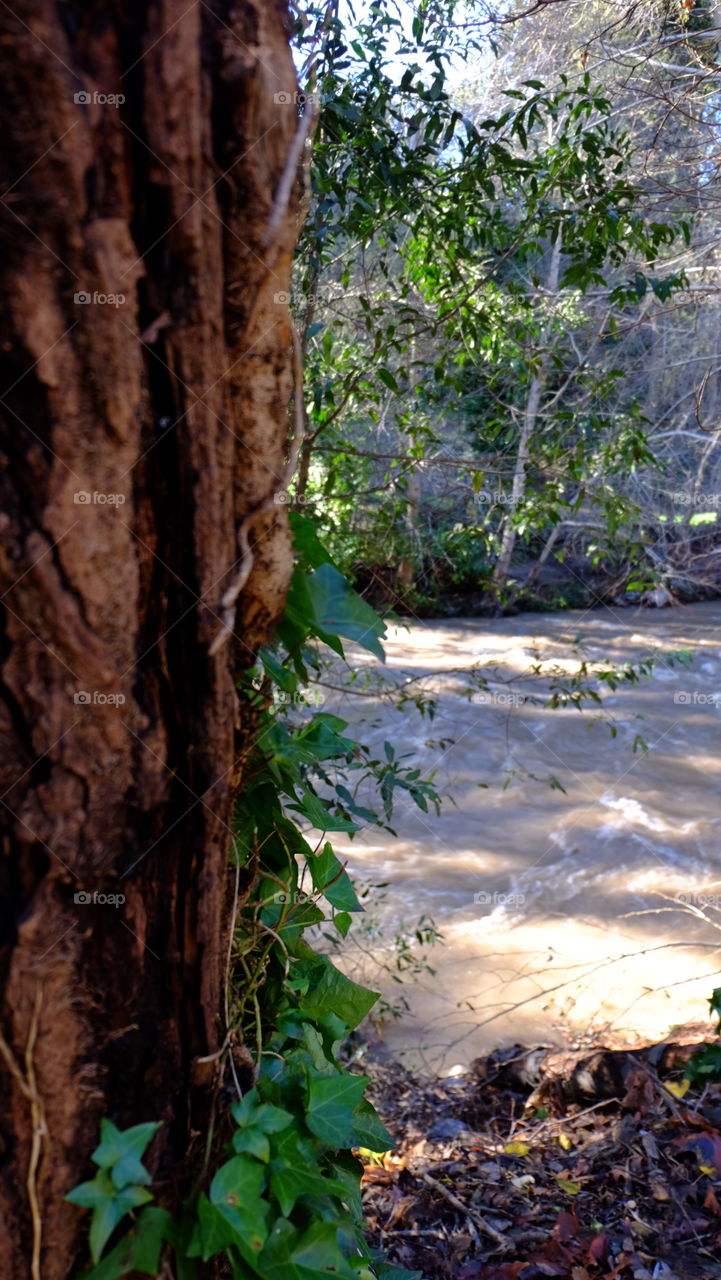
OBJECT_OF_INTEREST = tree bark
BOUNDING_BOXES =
[0,2,300,1275]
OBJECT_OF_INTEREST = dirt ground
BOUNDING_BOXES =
[356,1024,721,1280]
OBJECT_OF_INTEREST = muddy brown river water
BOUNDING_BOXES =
[319,601,721,1073]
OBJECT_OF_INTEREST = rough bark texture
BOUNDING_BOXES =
[0,2,300,1274]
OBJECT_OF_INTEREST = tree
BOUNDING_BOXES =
[0,2,301,1274]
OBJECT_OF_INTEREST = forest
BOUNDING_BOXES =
[2,1,721,1278]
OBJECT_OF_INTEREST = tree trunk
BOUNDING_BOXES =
[491,230,562,595]
[0,2,300,1275]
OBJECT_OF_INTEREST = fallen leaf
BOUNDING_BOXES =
[666,1078,691,1099]
[553,1211,580,1242]
[558,1133,573,1151]
[556,1178,582,1195]
[650,1181,670,1201]
[383,1195,416,1230]
[587,1232,609,1264]
[505,1140,531,1156]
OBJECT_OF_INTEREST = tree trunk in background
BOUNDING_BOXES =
[491,231,562,597]
[0,2,299,1275]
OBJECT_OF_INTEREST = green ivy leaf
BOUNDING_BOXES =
[80,1207,175,1279]
[306,1072,368,1146]
[298,954,379,1028]
[209,1156,269,1253]
[67,1169,154,1264]
[257,1218,359,1279]
[91,1119,160,1189]
[268,1129,348,1217]
[309,843,362,912]
[349,1099,394,1153]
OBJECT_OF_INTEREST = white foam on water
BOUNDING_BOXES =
[598,793,694,835]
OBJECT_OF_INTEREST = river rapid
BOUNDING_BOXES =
[320,600,721,1073]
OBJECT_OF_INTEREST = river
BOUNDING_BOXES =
[318,600,721,1073]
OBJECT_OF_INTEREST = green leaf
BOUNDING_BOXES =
[348,1099,394,1153]
[305,564,386,661]
[334,912,352,937]
[309,843,362,912]
[268,1129,348,1217]
[77,1208,174,1280]
[91,1119,160,1189]
[306,1072,368,1146]
[689,511,717,526]
[232,1127,271,1161]
[230,1094,293,1135]
[289,786,358,834]
[209,1156,269,1253]
[187,1193,240,1261]
[377,367,401,393]
[257,1218,359,1280]
[288,512,337,570]
[67,1169,154,1264]
[299,954,379,1028]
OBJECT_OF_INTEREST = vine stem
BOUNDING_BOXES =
[0,986,46,1280]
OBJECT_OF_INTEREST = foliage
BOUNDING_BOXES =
[290,1,697,609]
[687,988,721,1083]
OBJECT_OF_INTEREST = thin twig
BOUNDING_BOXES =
[417,1169,510,1249]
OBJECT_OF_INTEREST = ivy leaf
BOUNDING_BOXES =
[306,1072,369,1146]
[232,1128,271,1161]
[67,1170,154,1264]
[209,1156,269,1253]
[309,843,362,912]
[78,1208,175,1279]
[298,954,379,1028]
[91,1119,160,1189]
[268,1129,348,1217]
[348,1099,393,1154]
[305,563,386,661]
[230,1093,293,1134]
[257,1218,359,1279]
[187,1193,240,1261]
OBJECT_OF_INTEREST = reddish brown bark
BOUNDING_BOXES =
[0,2,300,1274]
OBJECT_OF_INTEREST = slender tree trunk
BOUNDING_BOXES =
[0,3,300,1275]
[492,231,562,594]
